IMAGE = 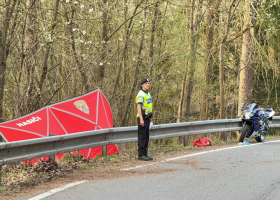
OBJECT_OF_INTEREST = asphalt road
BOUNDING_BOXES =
[20,140,280,200]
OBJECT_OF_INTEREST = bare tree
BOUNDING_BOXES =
[238,0,257,117]
[96,0,109,87]
[184,0,197,121]
[148,1,159,78]
[34,0,60,109]
[219,0,240,140]
[200,0,222,120]
[63,2,89,94]
[0,0,18,121]
[24,0,38,113]
[121,7,147,127]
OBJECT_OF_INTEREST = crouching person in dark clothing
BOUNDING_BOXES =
[135,78,153,161]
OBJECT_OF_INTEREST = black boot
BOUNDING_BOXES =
[146,155,153,160]
[138,155,149,161]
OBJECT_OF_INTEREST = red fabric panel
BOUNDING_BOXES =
[49,108,97,133]
[106,145,119,156]
[0,127,43,142]
[78,145,119,159]
[0,108,48,141]
[79,148,101,159]
[97,93,113,129]
[48,109,68,136]
[23,159,41,164]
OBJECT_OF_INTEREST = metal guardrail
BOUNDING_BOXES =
[1,117,280,184]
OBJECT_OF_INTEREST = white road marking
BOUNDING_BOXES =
[121,140,280,170]
[28,181,87,200]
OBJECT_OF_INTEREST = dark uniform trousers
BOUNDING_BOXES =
[137,117,150,157]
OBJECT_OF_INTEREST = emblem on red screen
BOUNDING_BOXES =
[74,100,89,114]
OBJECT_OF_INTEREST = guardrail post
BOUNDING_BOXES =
[102,133,107,157]
[223,132,227,141]
[49,133,56,162]
[102,146,107,157]
[184,135,189,147]
[221,132,227,141]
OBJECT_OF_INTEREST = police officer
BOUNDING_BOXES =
[135,78,153,161]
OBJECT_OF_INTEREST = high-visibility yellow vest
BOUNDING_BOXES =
[135,90,153,117]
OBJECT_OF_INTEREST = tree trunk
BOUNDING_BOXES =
[238,0,257,117]
[69,9,88,94]
[177,72,187,123]
[220,0,238,119]
[112,0,129,96]
[59,24,67,98]
[25,0,38,113]
[219,0,239,140]
[177,0,191,123]
[35,0,60,109]
[200,0,222,120]
[148,1,159,79]
[184,0,197,121]
[96,0,109,87]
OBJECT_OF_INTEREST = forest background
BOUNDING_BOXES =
[0,0,279,143]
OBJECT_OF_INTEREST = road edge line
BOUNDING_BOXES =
[28,180,87,200]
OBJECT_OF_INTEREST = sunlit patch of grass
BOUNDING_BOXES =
[266,135,280,140]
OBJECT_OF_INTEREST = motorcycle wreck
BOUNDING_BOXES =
[239,103,275,143]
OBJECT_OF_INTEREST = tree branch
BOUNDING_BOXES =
[107,1,159,41]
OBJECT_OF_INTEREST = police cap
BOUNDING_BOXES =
[140,78,149,84]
